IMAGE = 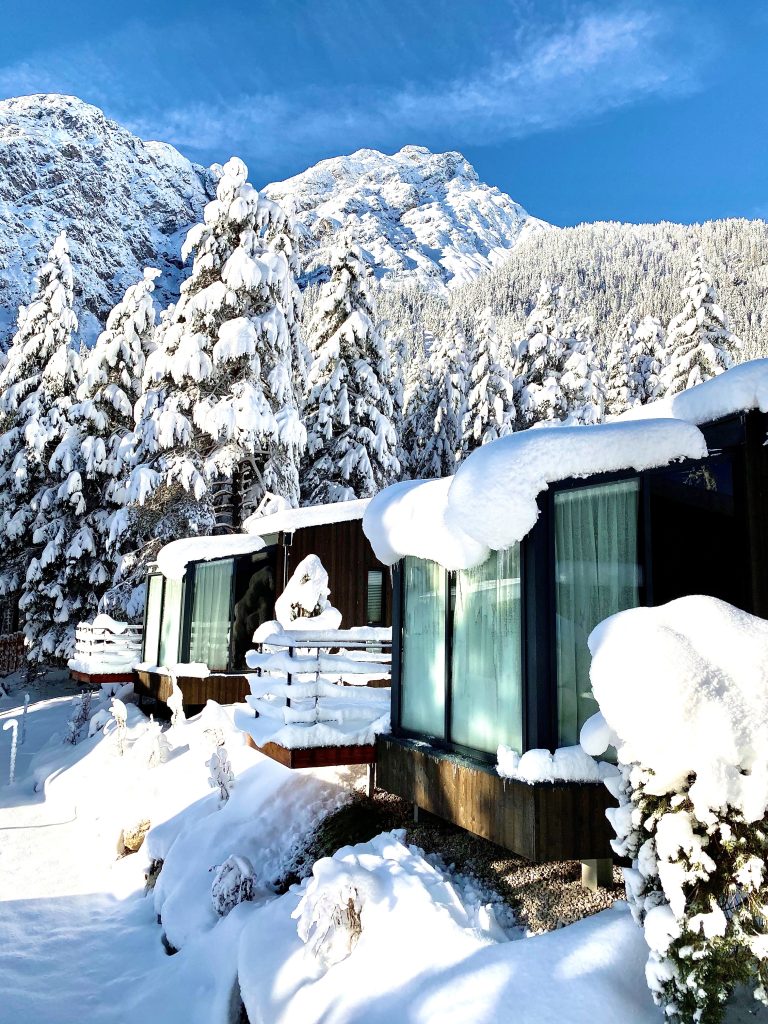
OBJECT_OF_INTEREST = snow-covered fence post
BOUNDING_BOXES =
[20,693,30,745]
[3,719,18,784]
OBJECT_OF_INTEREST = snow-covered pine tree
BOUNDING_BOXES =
[463,307,515,452]
[384,328,408,477]
[627,315,665,407]
[401,328,435,479]
[71,269,160,619]
[661,249,741,395]
[420,320,468,478]
[302,242,400,504]
[0,233,91,660]
[604,309,636,417]
[513,279,572,427]
[0,235,81,612]
[129,157,306,545]
[560,314,605,425]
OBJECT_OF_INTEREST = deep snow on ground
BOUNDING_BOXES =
[0,683,762,1024]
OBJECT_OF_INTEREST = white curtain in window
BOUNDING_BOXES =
[401,557,446,739]
[143,575,163,665]
[159,578,183,667]
[189,560,234,671]
[451,546,523,755]
[555,479,640,746]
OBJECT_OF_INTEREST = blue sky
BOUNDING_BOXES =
[0,0,766,226]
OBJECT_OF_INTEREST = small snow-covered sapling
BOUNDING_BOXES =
[109,697,128,755]
[206,745,234,803]
[3,719,18,785]
[167,677,184,728]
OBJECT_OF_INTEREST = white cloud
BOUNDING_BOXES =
[0,5,709,174]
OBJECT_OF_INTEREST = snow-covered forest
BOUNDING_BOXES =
[0,149,751,662]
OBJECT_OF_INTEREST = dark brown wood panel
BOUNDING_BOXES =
[244,733,375,768]
[376,735,616,863]
[279,519,391,629]
[134,669,250,707]
[70,670,134,685]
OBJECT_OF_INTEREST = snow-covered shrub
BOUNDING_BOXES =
[295,875,363,969]
[206,745,234,803]
[167,677,184,727]
[109,697,128,755]
[132,716,170,768]
[210,855,256,917]
[584,597,768,1024]
[64,690,92,745]
[273,553,341,629]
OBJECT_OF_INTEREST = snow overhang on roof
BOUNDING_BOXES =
[243,497,371,538]
[364,359,768,572]
[156,534,266,580]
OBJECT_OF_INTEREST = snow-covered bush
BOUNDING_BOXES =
[206,745,234,803]
[210,855,256,917]
[294,873,364,969]
[65,690,93,745]
[273,553,342,629]
[584,597,768,1024]
[131,716,170,768]
[109,697,128,755]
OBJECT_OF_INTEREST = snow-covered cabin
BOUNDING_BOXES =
[135,499,391,709]
[363,359,768,864]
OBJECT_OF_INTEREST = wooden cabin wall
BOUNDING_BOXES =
[276,520,392,629]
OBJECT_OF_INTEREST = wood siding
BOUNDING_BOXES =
[376,735,616,863]
[275,519,391,629]
[244,734,375,768]
[134,668,250,707]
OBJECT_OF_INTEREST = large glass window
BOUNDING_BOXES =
[143,574,163,664]
[188,559,234,671]
[158,578,183,667]
[555,479,640,746]
[451,547,523,755]
[400,557,446,739]
[231,551,276,670]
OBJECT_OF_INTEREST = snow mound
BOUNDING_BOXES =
[497,744,617,784]
[274,553,342,629]
[588,596,768,820]
[239,831,659,1024]
[447,418,706,556]
[617,356,768,425]
[363,476,488,571]
[156,533,265,580]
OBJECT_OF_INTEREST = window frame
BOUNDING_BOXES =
[392,416,752,762]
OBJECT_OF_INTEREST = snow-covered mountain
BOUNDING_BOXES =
[264,145,548,291]
[0,94,216,343]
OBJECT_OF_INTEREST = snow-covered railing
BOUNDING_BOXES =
[68,615,143,678]
[0,632,25,676]
[242,627,391,750]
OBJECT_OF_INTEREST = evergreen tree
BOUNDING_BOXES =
[71,269,160,618]
[401,328,435,479]
[0,232,86,660]
[463,307,515,452]
[384,327,408,478]
[302,242,400,503]
[604,309,637,417]
[628,315,665,407]
[128,156,306,543]
[513,279,571,427]
[661,250,741,395]
[562,315,605,424]
[420,320,467,478]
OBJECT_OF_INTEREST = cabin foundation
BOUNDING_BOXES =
[376,735,616,863]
